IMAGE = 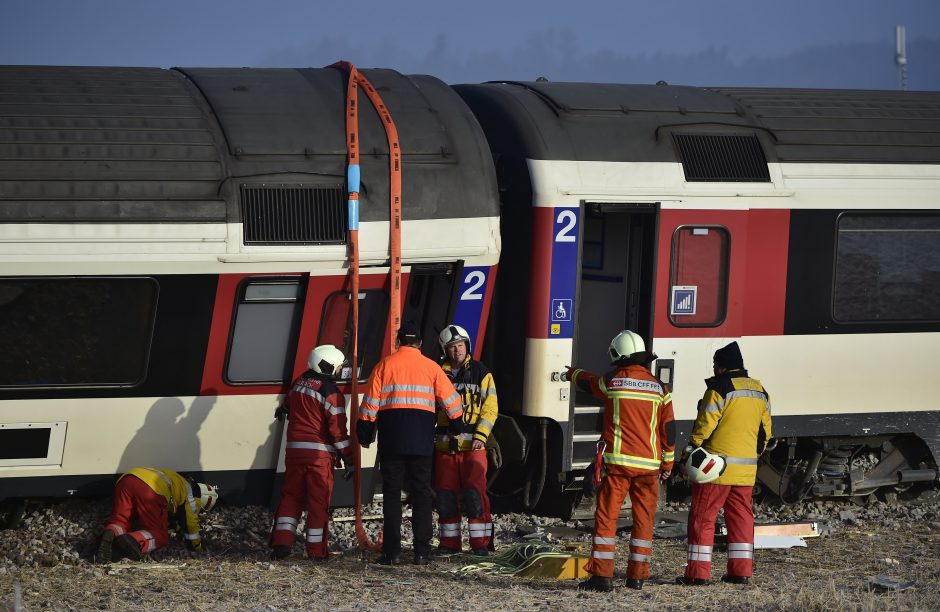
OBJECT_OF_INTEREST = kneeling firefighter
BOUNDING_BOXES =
[270,345,353,561]
[97,467,219,562]
[567,330,676,592]
[435,324,498,555]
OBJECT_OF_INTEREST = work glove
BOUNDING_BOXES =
[274,405,289,422]
[342,457,355,481]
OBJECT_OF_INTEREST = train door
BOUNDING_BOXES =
[570,203,658,473]
[403,263,461,360]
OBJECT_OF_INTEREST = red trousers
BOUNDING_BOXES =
[685,483,754,580]
[103,474,169,554]
[434,449,492,551]
[588,466,659,580]
[272,454,334,558]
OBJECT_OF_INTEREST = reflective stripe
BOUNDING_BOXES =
[727,389,768,402]
[106,524,125,536]
[325,403,345,416]
[440,523,460,537]
[728,550,754,559]
[362,395,378,406]
[306,534,324,543]
[380,396,436,409]
[442,392,461,407]
[603,452,660,470]
[728,543,754,551]
[725,456,758,465]
[295,385,326,404]
[455,383,481,394]
[477,418,494,432]
[435,433,475,443]
[689,552,711,561]
[662,450,675,462]
[629,553,650,563]
[381,384,434,394]
[334,439,351,450]
[469,527,488,537]
[360,406,378,418]
[701,402,723,413]
[275,517,298,530]
[592,550,615,560]
[630,538,652,548]
[482,387,497,398]
[182,478,199,516]
[286,441,336,453]
[139,530,156,552]
[689,544,713,553]
[594,536,617,546]
[307,528,324,535]
[605,377,664,395]
[183,532,200,540]
[444,404,462,418]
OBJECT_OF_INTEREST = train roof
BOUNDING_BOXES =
[454,81,940,165]
[0,65,498,223]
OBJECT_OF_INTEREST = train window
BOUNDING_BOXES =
[0,277,157,388]
[317,290,390,382]
[668,226,730,327]
[226,278,305,384]
[834,213,940,322]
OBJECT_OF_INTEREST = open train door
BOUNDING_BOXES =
[569,203,659,502]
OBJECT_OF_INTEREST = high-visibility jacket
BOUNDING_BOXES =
[119,467,206,551]
[436,355,498,452]
[689,369,772,486]
[283,370,352,462]
[569,365,676,472]
[358,346,463,456]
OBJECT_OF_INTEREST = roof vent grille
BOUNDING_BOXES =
[240,185,347,245]
[673,134,770,182]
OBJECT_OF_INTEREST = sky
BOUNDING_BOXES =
[2,1,939,89]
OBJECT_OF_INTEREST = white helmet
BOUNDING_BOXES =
[308,344,346,377]
[609,330,646,363]
[684,447,727,484]
[197,483,220,513]
[439,324,471,354]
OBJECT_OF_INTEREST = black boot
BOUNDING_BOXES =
[375,553,401,565]
[625,578,644,590]
[271,545,291,560]
[675,575,709,586]
[578,575,614,592]
[114,534,144,561]
[721,575,749,585]
[95,530,114,564]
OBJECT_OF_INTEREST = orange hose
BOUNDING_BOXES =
[331,60,403,553]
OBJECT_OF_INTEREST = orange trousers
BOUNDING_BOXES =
[588,466,659,579]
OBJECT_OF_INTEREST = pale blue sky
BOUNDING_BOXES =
[2,1,938,88]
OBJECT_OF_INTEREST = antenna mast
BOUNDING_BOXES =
[895,25,907,91]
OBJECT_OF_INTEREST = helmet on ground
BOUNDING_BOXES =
[609,330,646,363]
[439,324,472,354]
[308,344,345,377]
[684,447,726,484]
[197,483,220,512]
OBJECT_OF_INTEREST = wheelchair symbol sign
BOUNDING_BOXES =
[551,299,572,321]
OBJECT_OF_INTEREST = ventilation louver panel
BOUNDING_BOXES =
[240,185,347,245]
[673,134,770,182]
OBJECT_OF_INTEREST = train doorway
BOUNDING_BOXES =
[571,204,658,469]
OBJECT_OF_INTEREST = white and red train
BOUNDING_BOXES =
[1,66,938,519]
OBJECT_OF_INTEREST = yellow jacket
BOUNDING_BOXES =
[689,370,772,486]
[436,355,498,452]
[121,467,206,551]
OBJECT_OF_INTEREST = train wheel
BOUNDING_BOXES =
[0,498,27,530]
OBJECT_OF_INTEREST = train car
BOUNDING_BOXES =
[456,81,940,513]
[0,65,500,514]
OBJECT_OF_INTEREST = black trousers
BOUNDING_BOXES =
[380,453,433,557]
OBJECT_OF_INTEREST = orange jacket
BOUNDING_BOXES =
[569,364,676,473]
[358,346,463,456]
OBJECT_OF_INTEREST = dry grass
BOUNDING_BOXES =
[2,520,938,611]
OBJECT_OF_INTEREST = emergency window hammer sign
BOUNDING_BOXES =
[548,207,579,337]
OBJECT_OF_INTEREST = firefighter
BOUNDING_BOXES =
[434,324,498,555]
[676,341,772,586]
[270,344,352,561]
[357,320,463,566]
[96,467,219,562]
[567,330,675,592]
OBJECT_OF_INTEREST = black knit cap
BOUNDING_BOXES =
[713,341,744,370]
[397,320,421,343]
